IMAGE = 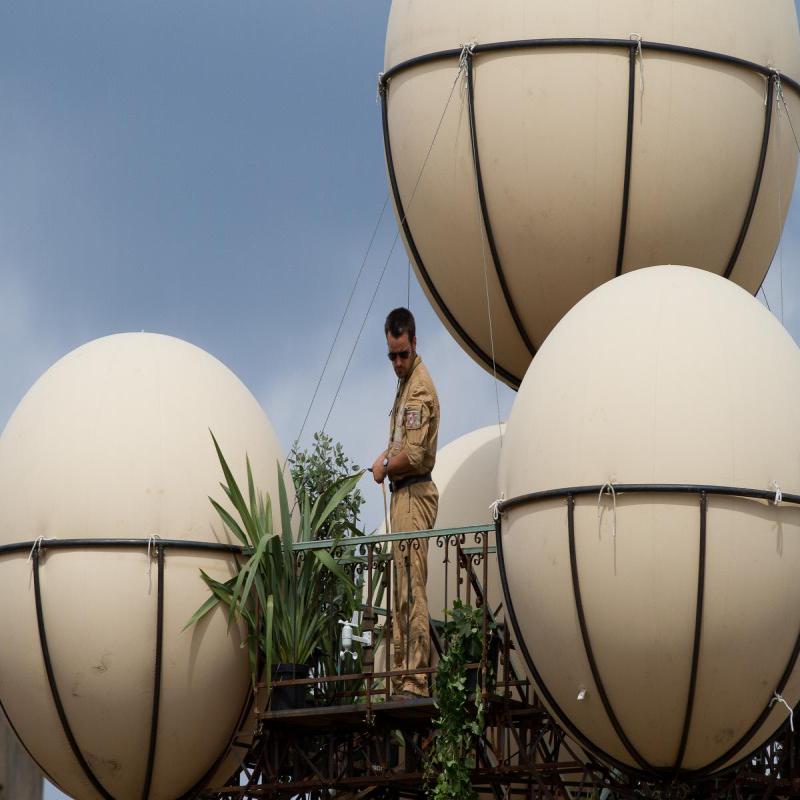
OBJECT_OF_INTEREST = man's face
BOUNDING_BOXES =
[387,332,416,379]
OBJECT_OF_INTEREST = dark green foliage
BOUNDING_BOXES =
[289,432,365,540]
[185,432,364,701]
[424,601,493,800]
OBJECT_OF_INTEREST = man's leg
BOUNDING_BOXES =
[390,491,412,694]
[401,482,438,696]
[391,547,409,694]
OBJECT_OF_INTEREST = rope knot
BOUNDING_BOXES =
[597,481,618,574]
[770,691,794,732]
[489,494,505,522]
[147,534,162,593]
[629,33,645,114]
[27,536,46,563]
[457,40,478,78]
[772,480,783,505]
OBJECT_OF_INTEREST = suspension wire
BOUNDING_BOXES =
[289,193,391,457]
[759,285,773,313]
[774,74,786,324]
[321,240,396,434]
[320,48,472,432]
[773,74,800,324]
[466,50,504,445]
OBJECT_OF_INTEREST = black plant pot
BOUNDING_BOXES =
[271,663,311,710]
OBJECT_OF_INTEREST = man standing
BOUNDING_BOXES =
[372,307,439,698]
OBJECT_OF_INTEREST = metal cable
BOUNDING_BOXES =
[290,193,391,453]
[774,79,786,324]
[773,79,800,325]
[321,51,470,431]
[759,285,773,313]
[465,49,504,444]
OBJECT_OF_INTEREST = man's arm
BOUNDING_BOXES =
[371,450,388,483]
[399,381,434,474]
[371,448,413,484]
[386,449,412,479]
[373,376,435,483]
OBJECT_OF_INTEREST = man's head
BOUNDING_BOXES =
[385,307,416,379]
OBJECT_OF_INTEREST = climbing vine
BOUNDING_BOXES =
[424,601,493,800]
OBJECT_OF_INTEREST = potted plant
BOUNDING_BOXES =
[424,601,495,800]
[186,433,363,710]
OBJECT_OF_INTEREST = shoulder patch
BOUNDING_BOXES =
[404,405,422,430]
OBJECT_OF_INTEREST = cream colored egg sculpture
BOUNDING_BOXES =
[382,0,800,388]
[496,266,800,777]
[428,425,504,623]
[0,333,285,800]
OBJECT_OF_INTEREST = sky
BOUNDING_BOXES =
[0,2,796,798]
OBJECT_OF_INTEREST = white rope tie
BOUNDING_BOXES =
[772,481,783,505]
[458,41,478,101]
[147,534,161,593]
[459,41,477,74]
[597,482,618,574]
[775,71,785,113]
[27,536,45,563]
[489,495,505,522]
[629,34,645,116]
[767,69,779,108]
[770,692,794,732]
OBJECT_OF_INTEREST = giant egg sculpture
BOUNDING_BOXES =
[428,425,504,622]
[497,266,800,776]
[0,333,284,799]
[382,0,800,387]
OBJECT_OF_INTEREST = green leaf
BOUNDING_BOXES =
[311,471,364,537]
[183,590,221,630]
[239,533,273,616]
[210,430,258,542]
[276,463,294,569]
[265,594,274,698]
[312,548,354,591]
[209,497,248,546]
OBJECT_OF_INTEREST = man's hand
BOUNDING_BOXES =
[371,454,387,483]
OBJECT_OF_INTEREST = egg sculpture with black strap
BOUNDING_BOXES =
[0,333,284,800]
[382,0,800,388]
[497,266,800,776]
[427,424,505,624]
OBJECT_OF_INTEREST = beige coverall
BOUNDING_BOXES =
[387,355,439,696]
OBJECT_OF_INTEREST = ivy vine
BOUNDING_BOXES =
[424,601,494,800]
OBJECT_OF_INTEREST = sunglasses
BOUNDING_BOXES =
[387,350,411,362]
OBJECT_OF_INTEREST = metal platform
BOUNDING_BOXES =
[201,512,800,799]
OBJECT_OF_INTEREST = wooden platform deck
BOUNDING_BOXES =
[257,693,539,732]
[258,696,436,730]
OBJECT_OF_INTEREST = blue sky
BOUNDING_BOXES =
[0,2,795,798]
[0,3,513,796]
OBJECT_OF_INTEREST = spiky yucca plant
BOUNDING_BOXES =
[185,433,363,696]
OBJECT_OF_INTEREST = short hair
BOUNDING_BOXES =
[385,307,416,341]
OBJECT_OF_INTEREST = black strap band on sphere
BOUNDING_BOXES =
[380,38,798,384]
[380,78,522,389]
[495,482,800,781]
[464,50,537,357]
[32,548,116,800]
